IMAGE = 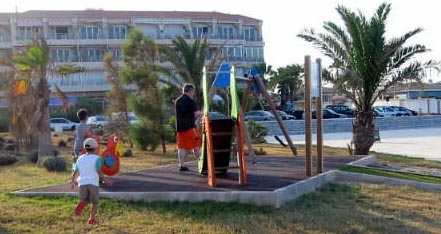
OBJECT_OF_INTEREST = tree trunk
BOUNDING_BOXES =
[36,78,55,165]
[352,110,376,155]
[161,135,166,154]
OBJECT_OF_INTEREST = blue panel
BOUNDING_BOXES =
[213,63,231,88]
[49,97,78,106]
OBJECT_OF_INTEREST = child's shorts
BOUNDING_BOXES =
[79,184,100,205]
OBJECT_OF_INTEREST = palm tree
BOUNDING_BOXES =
[253,62,274,78]
[160,36,222,107]
[10,39,55,163]
[268,64,303,103]
[298,3,439,155]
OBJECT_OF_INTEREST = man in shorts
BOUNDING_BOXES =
[174,83,203,172]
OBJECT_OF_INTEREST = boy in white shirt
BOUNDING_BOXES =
[70,138,113,225]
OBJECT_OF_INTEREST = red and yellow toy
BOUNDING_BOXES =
[101,134,122,176]
[80,134,124,176]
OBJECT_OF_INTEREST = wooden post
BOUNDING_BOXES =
[315,59,324,173]
[203,115,216,186]
[254,75,297,155]
[304,56,312,177]
[241,81,256,163]
[236,112,248,185]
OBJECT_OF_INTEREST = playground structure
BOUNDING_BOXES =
[198,64,298,187]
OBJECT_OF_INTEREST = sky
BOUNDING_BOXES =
[4,0,441,82]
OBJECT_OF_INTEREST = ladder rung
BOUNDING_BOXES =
[211,132,232,136]
[215,166,240,170]
[213,149,232,153]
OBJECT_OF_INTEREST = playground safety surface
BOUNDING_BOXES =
[17,155,362,193]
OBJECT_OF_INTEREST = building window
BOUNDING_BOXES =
[81,49,104,62]
[221,46,242,61]
[108,25,126,39]
[192,26,208,38]
[109,49,122,61]
[219,26,234,39]
[52,49,71,62]
[18,26,41,40]
[243,47,264,61]
[0,27,10,42]
[244,27,257,41]
[79,26,99,39]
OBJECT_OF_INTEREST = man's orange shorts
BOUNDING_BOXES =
[177,128,202,150]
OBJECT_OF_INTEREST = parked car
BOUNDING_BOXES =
[306,109,349,119]
[209,111,229,119]
[128,115,141,124]
[389,106,415,116]
[86,115,109,129]
[49,118,77,131]
[277,110,296,120]
[325,104,355,117]
[111,112,142,124]
[244,110,275,121]
[373,106,399,117]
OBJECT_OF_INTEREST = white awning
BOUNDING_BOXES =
[17,19,42,27]
[48,18,73,26]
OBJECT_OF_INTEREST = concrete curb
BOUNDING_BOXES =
[334,171,441,191]
[347,155,377,166]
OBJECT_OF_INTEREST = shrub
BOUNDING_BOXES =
[130,124,159,151]
[4,144,17,151]
[0,156,18,166]
[53,149,60,157]
[246,120,268,143]
[43,157,67,172]
[122,149,133,157]
[58,140,67,147]
[255,148,267,155]
[27,149,39,163]
[0,111,9,133]
[246,147,267,156]
[0,137,5,150]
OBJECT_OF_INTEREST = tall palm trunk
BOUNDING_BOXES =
[36,78,54,165]
[352,111,376,155]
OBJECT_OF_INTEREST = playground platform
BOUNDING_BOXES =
[13,155,364,207]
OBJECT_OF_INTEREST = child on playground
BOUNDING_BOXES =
[72,109,91,171]
[70,137,113,225]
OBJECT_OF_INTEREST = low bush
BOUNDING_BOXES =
[0,155,18,166]
[43,157,67,172]
[130,124,159,151]
[58,140,67,147]
[4,144,17,151]
[27,149,39,163]
[122,149,133,157]
[246,120,267,143]
[255,147,267,155]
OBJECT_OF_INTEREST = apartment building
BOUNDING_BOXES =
[0,10,264,107]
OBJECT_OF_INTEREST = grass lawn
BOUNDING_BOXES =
[0,133,440,233]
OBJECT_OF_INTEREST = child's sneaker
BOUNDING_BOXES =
[88,218,99,225]
[74,201,87,215]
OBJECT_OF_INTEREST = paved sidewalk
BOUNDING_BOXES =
[267,127,441,161]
